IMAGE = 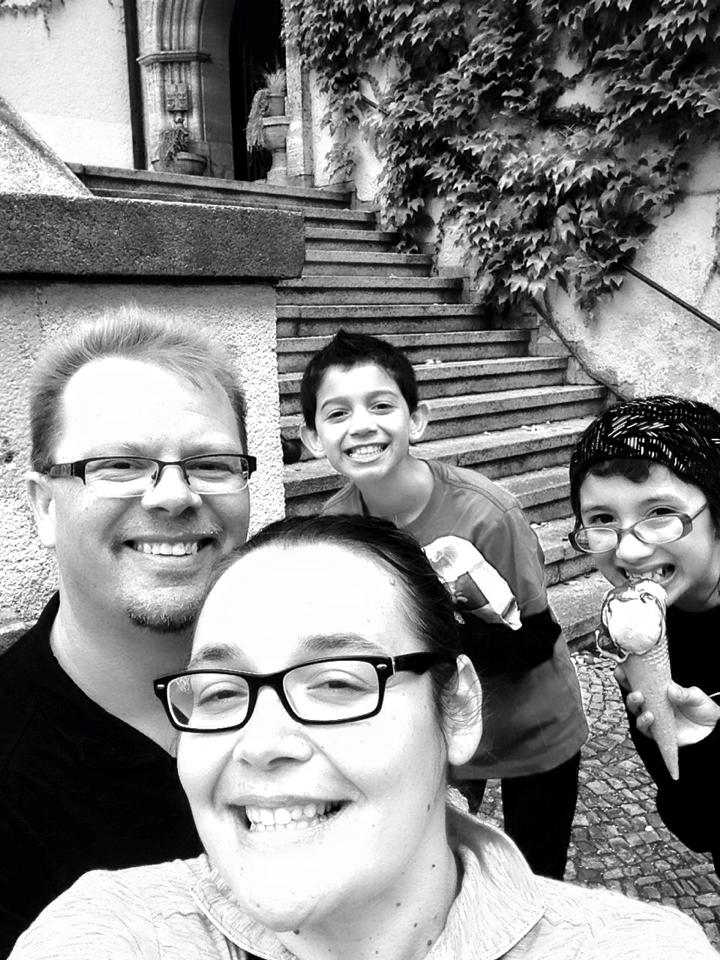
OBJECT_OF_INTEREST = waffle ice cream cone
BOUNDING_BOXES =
[597,580,679,781]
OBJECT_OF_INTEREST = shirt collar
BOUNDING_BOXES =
[188,795,546,960]
[25,593,169,766]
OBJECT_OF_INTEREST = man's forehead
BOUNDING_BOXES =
[55,356,239,453]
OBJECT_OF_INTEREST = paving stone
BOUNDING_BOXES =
[476,653,720,948]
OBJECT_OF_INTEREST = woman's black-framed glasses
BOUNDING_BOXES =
[154,653,452,733]
[43,453,257,498]
[569,501,709,555]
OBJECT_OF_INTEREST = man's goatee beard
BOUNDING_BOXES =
[126,604,200,634]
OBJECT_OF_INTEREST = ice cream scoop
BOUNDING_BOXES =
[597,579,678,780]
[423,535,521,630]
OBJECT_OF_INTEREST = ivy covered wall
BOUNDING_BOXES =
[290,0,720,401]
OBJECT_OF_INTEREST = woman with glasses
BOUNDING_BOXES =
[10,514,716,958]
[569,395,720,876]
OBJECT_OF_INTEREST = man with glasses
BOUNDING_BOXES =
[0,308,254,956]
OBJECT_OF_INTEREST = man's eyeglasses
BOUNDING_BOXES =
[569,501,709,555]
[154,653,452,732]
[42,454,257,499]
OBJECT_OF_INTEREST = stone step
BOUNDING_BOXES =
[303,249,433,277]
[277,329,533,373]
[276,276,465,305]
[548,570,609,650]
[279,356,568,416]
[532,516,596,585]
[276,303,525,337]
[284,416,593,514]
[281,384,605,444]
[81,186,377,230]
[71,163,354,211]
[305,226,399,250]
[497,464,574,523]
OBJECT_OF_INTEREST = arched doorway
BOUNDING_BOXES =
[137,0,313,183]
[229,0,283,181]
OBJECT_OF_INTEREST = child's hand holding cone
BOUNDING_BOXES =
[624,680,720,748]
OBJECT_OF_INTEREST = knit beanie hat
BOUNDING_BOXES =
[569,395,720,522]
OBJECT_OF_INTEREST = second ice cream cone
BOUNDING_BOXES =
[622,635,679,781]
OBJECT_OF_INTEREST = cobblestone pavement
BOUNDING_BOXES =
[479,651,720,950]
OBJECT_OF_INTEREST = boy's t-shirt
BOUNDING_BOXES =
[322,458,588,778]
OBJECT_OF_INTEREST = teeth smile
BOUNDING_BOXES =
[346,444,385,459]
[624,567,673,583]
[244,801,341,832]
[133,541,200,556]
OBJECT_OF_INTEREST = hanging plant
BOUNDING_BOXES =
[287,0,720,312]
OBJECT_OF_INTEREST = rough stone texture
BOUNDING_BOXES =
[479,652,720,948]
[0,3,133,170]
[0,194,304,279]
[547,148,720,408]
[0,95,90,197]
[0,282,285,628]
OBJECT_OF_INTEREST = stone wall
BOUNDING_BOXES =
[0,0,133,167]
[0,282,286,632]
[546,149,720,406]
[0,106,304,638]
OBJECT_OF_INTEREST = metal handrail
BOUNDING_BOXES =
[621,264,720,333]
[358,93,720,333]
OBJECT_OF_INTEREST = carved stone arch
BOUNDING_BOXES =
[136,0,313,182]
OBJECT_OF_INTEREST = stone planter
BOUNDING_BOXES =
[266,94,286,117]
[262,116,291,184]
[151,151,207,176]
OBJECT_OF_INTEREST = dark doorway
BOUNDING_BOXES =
[229,0,284,181]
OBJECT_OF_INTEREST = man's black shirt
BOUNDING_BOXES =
[0,595,201,958]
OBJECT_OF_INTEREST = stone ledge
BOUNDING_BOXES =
[0,620,31,656]
[0,194,305,280]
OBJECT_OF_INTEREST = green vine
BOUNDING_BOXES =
[0,0,60,22]
[287,0,720,311]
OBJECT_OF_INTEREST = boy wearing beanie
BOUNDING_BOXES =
[569,395,720,874]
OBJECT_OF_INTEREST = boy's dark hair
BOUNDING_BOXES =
[300,329,419,428]
[585,458,652,484]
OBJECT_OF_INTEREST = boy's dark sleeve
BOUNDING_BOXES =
[623,687,720,854]
[457,504,561,674]
[459,608,561,674]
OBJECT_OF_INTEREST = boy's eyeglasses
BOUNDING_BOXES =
[569,501,709,555]
[153,653,452,732]
[42,454,256,499]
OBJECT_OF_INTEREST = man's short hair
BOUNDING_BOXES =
[30,306,247,470]
[300,329,419,429]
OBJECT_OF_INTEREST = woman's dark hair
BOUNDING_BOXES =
[229,513,463,715]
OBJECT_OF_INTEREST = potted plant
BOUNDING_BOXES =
[151,116,207,176]
[264,67,287,116]
[246,68,287,152]
[246,67,289,183]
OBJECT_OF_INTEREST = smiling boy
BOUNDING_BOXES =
[299,330,588,879]
[569,394,720,874]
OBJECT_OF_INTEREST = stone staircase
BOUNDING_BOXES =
[73,164,611,648]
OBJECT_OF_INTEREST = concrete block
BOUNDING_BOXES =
[0,194,305,280]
